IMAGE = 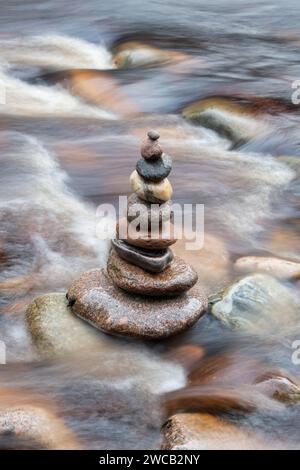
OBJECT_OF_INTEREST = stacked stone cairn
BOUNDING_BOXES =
[67,131,207,339]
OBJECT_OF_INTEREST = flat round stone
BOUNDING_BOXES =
[127,193,174,227]
[130,170,172,203]
[117,217,177,249]
[67,269,207,340]
[147,130,160,141]
[107,250,198,296]
[111,239,173,273]
[136,154,172,182]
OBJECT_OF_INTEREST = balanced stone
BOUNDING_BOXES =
[117,217,177,249]
[136,154,172,182]
[127,193,174,227]
[111,239,173,273]
[107,250,198,296]
[141,133,162,161]
[67,269,207,339]
[147,130,160,140]
[130,170,172,203]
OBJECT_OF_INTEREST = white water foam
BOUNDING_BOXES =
[0,34,114,71]
[0,69,116,118]
[0,132,110,288]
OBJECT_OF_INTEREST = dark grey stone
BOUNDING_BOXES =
[111,239,173,273]
[136,154,172,182]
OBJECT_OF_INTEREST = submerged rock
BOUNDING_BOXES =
[162,413,277,450]
[107,250,197,296]
[209,274,300,332]
[67,269,207,340]
[0,405,80,450]
[182,97,269,145]
[234,256,300,280]
[255,372,300,404]
[26,293,111,358]
[112,41,187,69]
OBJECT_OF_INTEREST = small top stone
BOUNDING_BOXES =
[141,131,163,160]
[147,130,160,141]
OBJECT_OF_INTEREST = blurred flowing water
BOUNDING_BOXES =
[1,0,300,449]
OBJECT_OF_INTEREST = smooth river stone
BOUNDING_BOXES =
[26,292,110,358]
[130,170,172,203]
[141,137,163,161]
[111,239,173,273]
[117,217,177,249]
[107,250,198,296]
[127,193,174,227]
[136,154,172,182]
[67,269,207,339]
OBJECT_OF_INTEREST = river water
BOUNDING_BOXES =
[1,0,300,449]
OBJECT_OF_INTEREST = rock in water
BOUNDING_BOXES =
[234,256,300,280]
[130,170,173,203]
[0,405,80,450]
[112,41,187,69]
[162,413,277,450]
[111,239,173,273]
[255,372,300,404]
[209,273,300,333]
[107,250,197,296]
[182,97,269,145]
[67,269,207,340]
[26,292,110,358]
[136,154,172,182]
[66,129,206,340]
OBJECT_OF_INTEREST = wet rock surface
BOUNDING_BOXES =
[234,256,300,280]
[162,413,278,450]
[107,250,197,296]
[117,217,177,249]
[209,273,300,333]
[111,239,173,273]
[67,269,207,339]
[26,292,109,358]
[0,405,80,450]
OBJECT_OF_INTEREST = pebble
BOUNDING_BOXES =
[127,193,174,227]
[136,154,172,182]
[67,268,207,339]
[111,239,173,273]
[117,217,177,249]
[141,137,163,161]
[130,170,173,203]
[148,130,160,140]
[107,250,198,296]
